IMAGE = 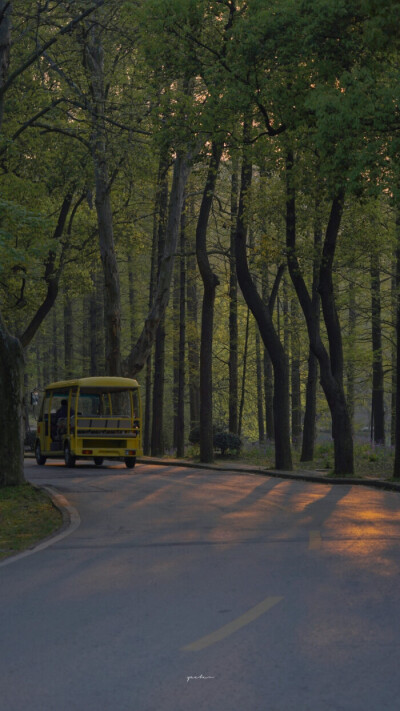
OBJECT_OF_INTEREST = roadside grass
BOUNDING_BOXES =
[0,483,62,561]
[218,440,395,479]
[310,441,394,479]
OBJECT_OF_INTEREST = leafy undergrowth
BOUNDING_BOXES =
[0,483,62,560]
[161,440,398,480]
[216,441,396,479]
[309,442,395,479]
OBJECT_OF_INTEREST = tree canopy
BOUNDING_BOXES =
[1,0,400,485]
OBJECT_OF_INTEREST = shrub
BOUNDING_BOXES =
[188,426,200,445]
[188,423,225,445]
[214,431,242,456]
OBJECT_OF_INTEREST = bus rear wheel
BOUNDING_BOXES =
[64,442,76,468]
[94,457,104,466]
[124,457,136,469]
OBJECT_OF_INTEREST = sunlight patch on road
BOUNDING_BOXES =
[308,530,322,550]
[182,596,283,652]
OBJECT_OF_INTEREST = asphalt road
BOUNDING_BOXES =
[1,459,400,711]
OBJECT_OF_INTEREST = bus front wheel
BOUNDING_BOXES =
[35,441,46,465]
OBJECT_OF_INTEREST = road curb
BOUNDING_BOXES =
[137,457,400,492]
[0,485,80,568]
[263,469,400,492]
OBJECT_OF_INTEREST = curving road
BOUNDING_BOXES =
[1,459,400,711]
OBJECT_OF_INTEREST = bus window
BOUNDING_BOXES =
[77,392,102,416]
[39,392,52,436]
[50,389,71,440]
[132,389,140,419]
[109,390,131,417]
[77,389,132,417]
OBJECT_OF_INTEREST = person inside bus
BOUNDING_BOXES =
[52,399,73,439]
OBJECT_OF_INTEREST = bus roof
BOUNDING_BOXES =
[44,377,140,390]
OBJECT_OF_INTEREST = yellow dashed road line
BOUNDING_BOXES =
[182,596,283,652]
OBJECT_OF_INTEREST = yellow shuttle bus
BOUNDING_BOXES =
[35,377,142,468]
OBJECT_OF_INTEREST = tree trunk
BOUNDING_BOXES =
[176,209,186,457]
[236,130,292,470]
[255,330,265,444]
[151,318,165,455]
[393,207,400,478]
[187,211,200,430]
[143,355,152,456]
[291,298,302,448]
[300,204,322,462]
[346,279,356,428]
[85,25,121,376]
[64,290,73,378]
[89,270,104,376]
[0,2,24,487]
[262,270,274,440]
[143,158,165,455]
[52,307,58,381]
[20,192,74,348]
[128,253,136,355]
[82,295,90,375]
[370,255,385,444]
[0,0,11,129]
[173,259,180,451]
[0,313,25,486]
[151,161,169,456]
[286,152,353,475]
[196,142,223,463]
[318,199,354,474]
[301,351,318,461]
[124,151,191,376]
[238,308,250,437]
[391,257,396,446]
[229,162,239,434]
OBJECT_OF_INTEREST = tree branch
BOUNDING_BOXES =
[20,191,74,348]
[0,0,107,98]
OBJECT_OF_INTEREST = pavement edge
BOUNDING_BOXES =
[137,457,400,492]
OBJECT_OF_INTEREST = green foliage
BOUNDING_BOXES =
[188,422,225,446]
[214,431,242,456]
[188,425,241,456]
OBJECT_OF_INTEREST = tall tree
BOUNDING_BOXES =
[150,161,168,455]
[186,205,201,431]
[175,206,186,457]
[84,19,122,375]
[291,298,302,448]
[196,142,223,462]
[300,202,322,462]
[286,152,354,474]
[229,161,239,434]
[393,206,400,478]
[235,123,292,470]
[370,254,385,444]
[255,330,265,444]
